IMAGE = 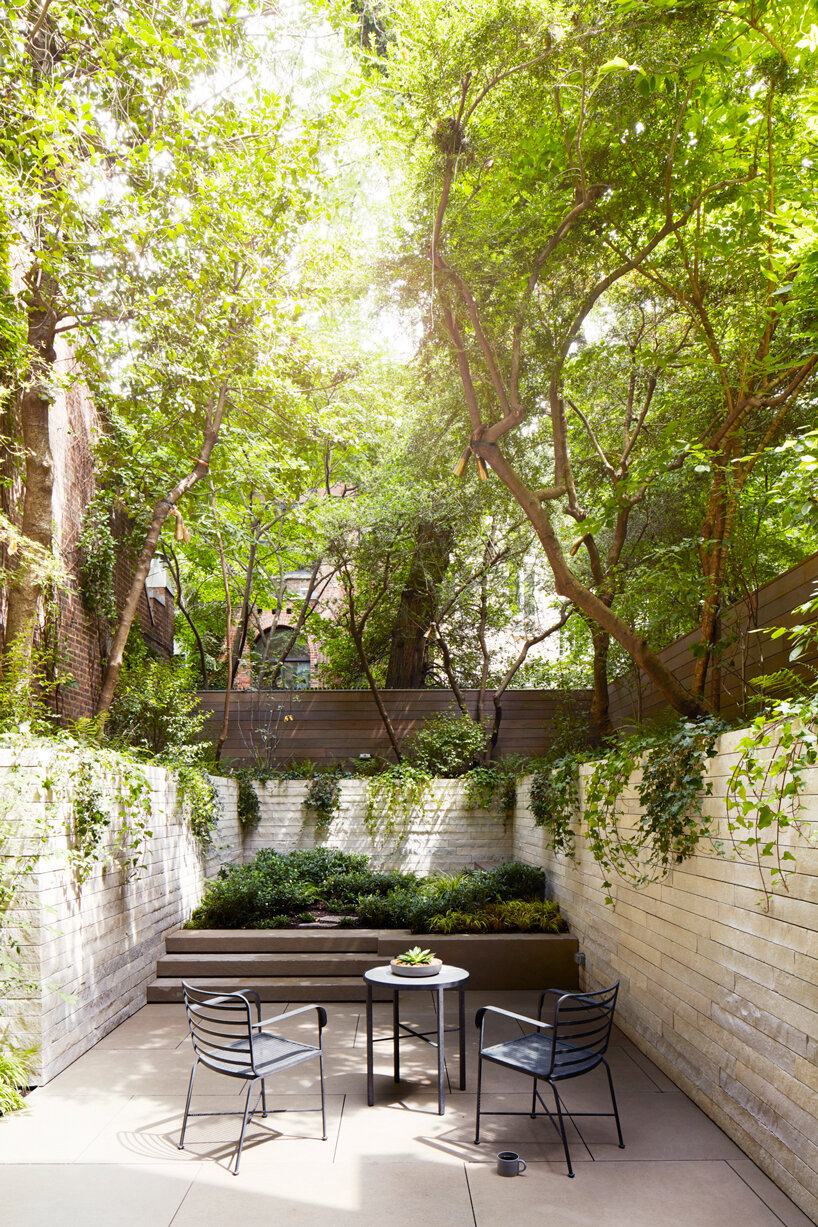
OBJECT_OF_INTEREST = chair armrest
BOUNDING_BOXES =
[474,1004,553,1044]
[255,1004,328,1031]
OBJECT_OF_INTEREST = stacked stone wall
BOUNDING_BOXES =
[1,753,241,1082]
[2,735,816,1219]
[513,730,818,1223]
[240,778,512,874]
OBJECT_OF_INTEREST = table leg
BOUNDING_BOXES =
[437,986,445,1115]
[459,983,466,1090]
[393,988,400,1083]
[366,983,374,1106]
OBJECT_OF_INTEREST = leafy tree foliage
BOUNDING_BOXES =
[339,0,818,720]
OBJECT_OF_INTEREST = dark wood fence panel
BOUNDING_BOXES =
[196,688,592,765]
[608,552,818,728]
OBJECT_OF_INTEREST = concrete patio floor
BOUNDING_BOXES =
[0,991,814,1227]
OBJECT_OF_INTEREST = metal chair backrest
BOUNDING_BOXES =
[183,984,259,1078]
[550,982,619,1077]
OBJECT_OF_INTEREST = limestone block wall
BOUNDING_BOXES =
[513,732,818,1223]
[1,755,242,1082]
[3,732,817,1221]
[240,779,512,874]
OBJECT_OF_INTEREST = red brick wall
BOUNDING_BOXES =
[2,340,174,719]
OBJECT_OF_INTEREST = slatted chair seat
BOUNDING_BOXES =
[199,1032,322,1079]
[474,982,625,1177]
[179,983,328,1175]
[480,1032,605,1080]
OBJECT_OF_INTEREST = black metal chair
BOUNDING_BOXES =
[179,983,327,1175]
[474,982,624,1177]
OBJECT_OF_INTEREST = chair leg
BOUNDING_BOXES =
[260,1079,267,1118]
[603,1058,625,1149]
[550,1083,574,1178]
[319,1052,327,1141]
[178,1062,197,1150]
[233,1080,256,1176]
[474,1054,483,1144]
[531,1076,538,1119]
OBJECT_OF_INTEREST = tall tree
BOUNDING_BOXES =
[1,0,254,688]
[350,0,818,718]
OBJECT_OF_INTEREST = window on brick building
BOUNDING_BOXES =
[252,627,310,689]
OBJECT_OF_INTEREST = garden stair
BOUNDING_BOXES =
[147,927,579,1002]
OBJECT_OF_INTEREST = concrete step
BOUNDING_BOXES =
[147,975,389,1003]
[155,951,376,978]
[165,928,386,954]
[147,929,579,1003]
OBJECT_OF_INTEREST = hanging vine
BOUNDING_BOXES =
[176,765,220,845]
[304,772,341,833]
[463,758,521,819]
[583,718,725,904]
[68,757,153,885]
[365,763,432,845]
[528,753,583,859]
[724,695,818,907]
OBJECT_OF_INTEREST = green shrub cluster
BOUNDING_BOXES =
[0,1045,36,1116]
[404,711,487,775]
[186,847,416,928]
[428,899,564,934]
[187,849,559,936]
[357,862,548,932]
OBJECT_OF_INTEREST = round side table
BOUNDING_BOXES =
[363,963,469,1115]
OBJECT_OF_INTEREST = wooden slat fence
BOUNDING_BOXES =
[608,552,818,728]
[197,553,818,758]
[195,688,593,765]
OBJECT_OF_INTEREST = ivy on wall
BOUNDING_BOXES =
[525,708,818,910]
[725,696,818,906]
[365,763,432,845]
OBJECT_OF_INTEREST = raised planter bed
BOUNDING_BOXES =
[149,928,579,1001]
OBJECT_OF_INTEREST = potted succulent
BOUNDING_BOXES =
[390,946,442,977]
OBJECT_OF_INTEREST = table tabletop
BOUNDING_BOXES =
[363,963,469,990]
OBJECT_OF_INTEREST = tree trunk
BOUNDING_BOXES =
[95,385,227,717]
[162,546,209,687]
[691,461,736,704]
[385,520,452,687]
[212,484,233,766]
[477,439,706,720]
[2,270,58,680]
[589,627,612,740]
[351,625,403,761]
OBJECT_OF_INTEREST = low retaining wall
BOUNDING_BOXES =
[2,734,816,1219]
[513,733,818,1223]
[240,778,512,873]
[0,755,241,1083]
[376,933,578,991]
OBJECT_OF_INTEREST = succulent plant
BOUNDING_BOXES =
[395,945,435,965]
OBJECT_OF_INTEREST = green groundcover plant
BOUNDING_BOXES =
[186,849,564,935]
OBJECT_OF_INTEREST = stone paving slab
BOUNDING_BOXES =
[0,996,813,1227]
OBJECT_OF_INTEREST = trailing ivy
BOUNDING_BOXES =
[463,758,521,818]
[528,753,582,858]
[724,695,818,907]
[77,498,118,623]
[304,772,341,833]
[584,718,725,903]
[176,765,220,845]
[365,762,432,845]
[233,769,261,831]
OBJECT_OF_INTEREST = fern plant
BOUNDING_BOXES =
[0,1045,36,1115]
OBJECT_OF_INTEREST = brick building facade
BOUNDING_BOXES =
[2,337,174,720]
